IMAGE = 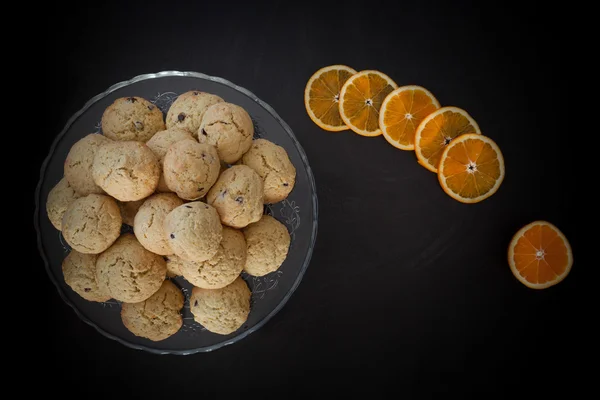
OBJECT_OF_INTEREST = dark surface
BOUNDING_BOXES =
[35,0,579,395]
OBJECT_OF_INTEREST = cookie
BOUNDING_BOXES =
[164,254,184,277]
[133,193,184,255]
[241,139,296,203]
[92,141,160,201]
[64,133,112,196]
[166,91,224,134]
[180,227,246,289]
[101,96,165,142]
[61,194,122,254]
[198,102,254,163]
[162,139,220,200]
[46,177,81,230]
[243,215,290,276]
[206,165,264,228]
[163,201,223,262]
[62,250,110,302]
[96,234,166,303]
[117,199,144,227]
[146,128,194,192]
[189,277,251,335]
[121,280,184,341]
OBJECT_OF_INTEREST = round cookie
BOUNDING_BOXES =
[163,202,223,262]
[180,227,246,289]
[134,193,184,255]
[206,165,264,228]
[146,128,195,192]
[189,277,251,335]
[64,133,111,196]
[243,215,290,276]
[101,96,165,142]
[46,177,81,230]
[96,234,167,303]
[121,280,184,341]
[92,141,160,201]
[166,91,224,134]
[117,199,144,227]
[165,254,184,277]
[162,139,220,200]
[62,250,110,302]
[241,139,296,203]
[198,102,254,163]
[62,194,122,254]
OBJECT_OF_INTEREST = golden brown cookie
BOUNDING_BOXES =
[163,202,223,262]
[243,215,290,276]
[146,128,195,192]
[190,277,251,335]
[62,250,110,302]
[96,234,167,303]
[162,139,220,200]
[92,141,160,201]
[206,165,264,228]
[241,139,296,203]
[133,193,184,255]
[121,280,184,341]
[61,194,122,254]
[64,134,112,196]
[166,91,223,134]
[46,177,81,230]
[180,227,246,289]
[198,102,254,163]
[101,96,165,142]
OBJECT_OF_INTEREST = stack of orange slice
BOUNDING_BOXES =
[304,65,505,204]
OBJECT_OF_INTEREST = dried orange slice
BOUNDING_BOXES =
[379,86,440,150]
[438,133,504,203]
[339,70,398,137]
[304,65,357,131]
[508,221,573,289]
[414,107,480,172]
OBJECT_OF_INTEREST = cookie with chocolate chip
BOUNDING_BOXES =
[101,96,165,142]
[165,91,223,134]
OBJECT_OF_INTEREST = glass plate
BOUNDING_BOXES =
[34,71,318,354]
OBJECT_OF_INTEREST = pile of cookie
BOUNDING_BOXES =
[46,91,296,341]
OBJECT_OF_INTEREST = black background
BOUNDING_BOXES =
[34,0,581,395]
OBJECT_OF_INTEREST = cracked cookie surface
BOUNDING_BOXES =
[206,165,264,228]
[146,128,194,192]
[62,250,111,302]
[241,138,296,203]
[163,202,223,262]
[198,102,254,163]
[162,139,219,200]
[61,194,122,254]
[92,141,160,201]
[180,227,246,289]
[190,277,251,335]
[166,91,223,134]
[134,193,183,255]
[64,134,112,196]
[46,177,81,230]
[96,233,167,303]
[121,280,184,341]
[243,215,290,276]
[101,96,165,142]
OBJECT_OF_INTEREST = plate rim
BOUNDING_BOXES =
[33,70,319,355]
